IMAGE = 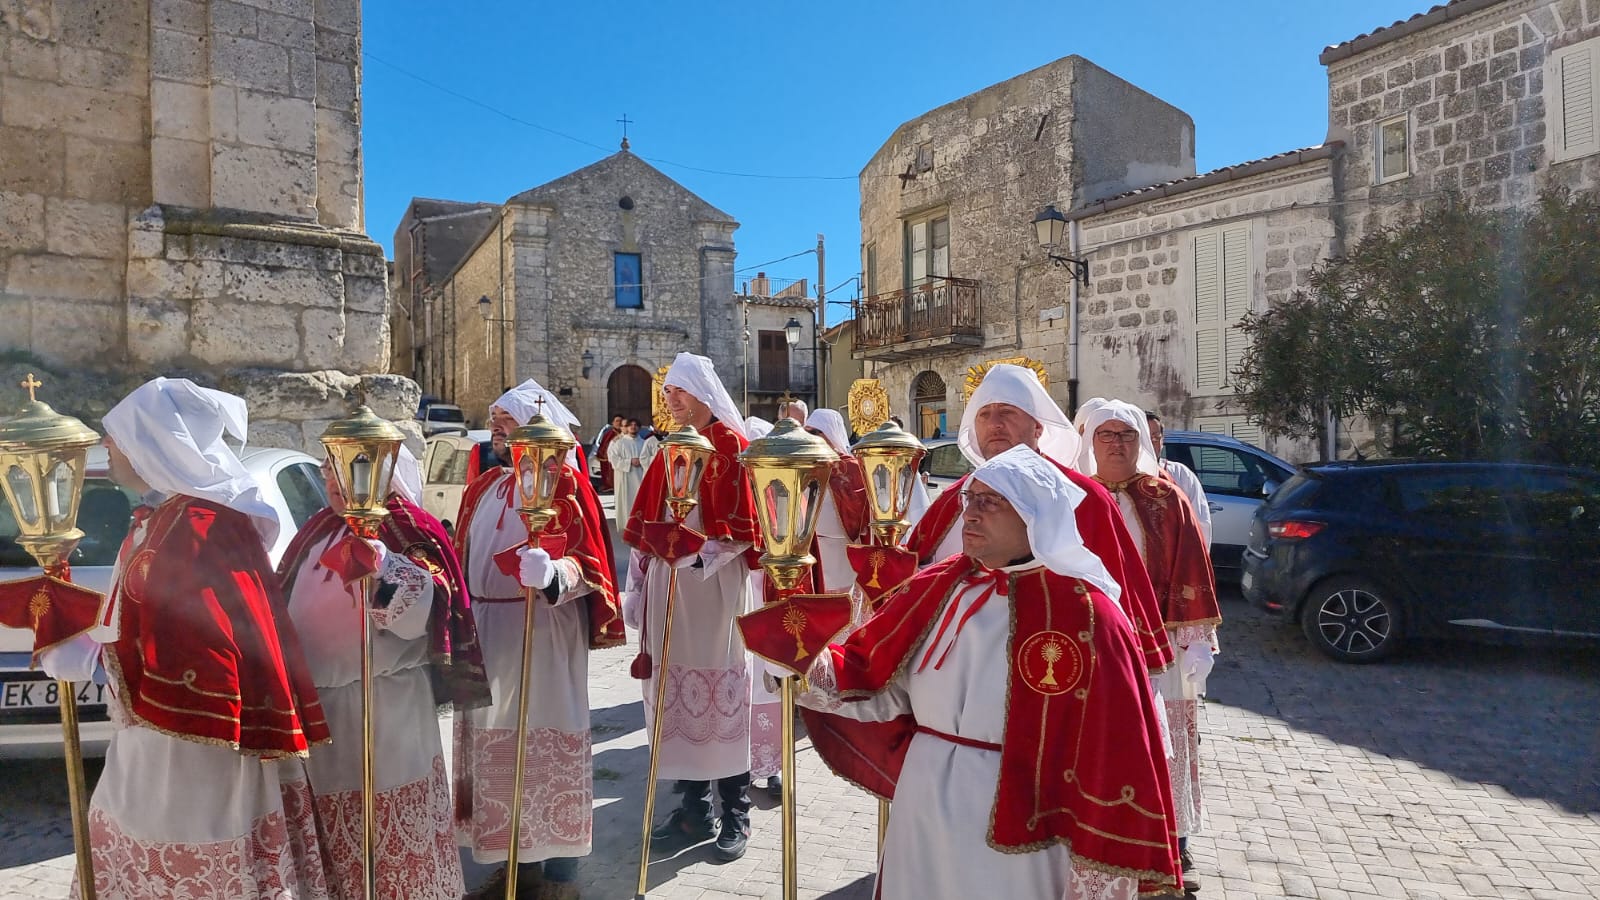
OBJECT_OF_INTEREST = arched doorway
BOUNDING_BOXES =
[608,365,653,426]
[912,370,947,439]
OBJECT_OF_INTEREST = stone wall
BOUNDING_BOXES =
[1326,0,1600,243]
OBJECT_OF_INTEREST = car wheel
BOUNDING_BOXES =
[1299,576,1404,663]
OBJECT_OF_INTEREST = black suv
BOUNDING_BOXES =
[1242,460,1600,662]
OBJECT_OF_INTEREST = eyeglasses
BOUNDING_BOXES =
[1093,430,1141,444]
[958,490,1009,514]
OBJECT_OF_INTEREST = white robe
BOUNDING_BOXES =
[454,471,597,864]
[72,513,332,900]
[637,501,754,780]
[607,432,649,532]
[814,484,855,594]
[798,567,1139,900]
[285,528,462,900]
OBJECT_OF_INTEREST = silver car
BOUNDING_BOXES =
[1160,430,1295,575]
[0,446,328,758]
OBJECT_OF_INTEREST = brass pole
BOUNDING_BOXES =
[779,675,798,900]
[504,582,540,900]
[877,798,889,856]
[359,574,376,900]
[634,565,680,899]
[57,679,95,900]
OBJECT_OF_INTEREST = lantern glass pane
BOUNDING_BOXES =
[517,456,538,507]
[375,450,394,503]
[539,455,561,504]
[350,454,373,507]
[762,478,791,544]
[798,474,824,541]
[46,459,75,530]
[668,453,688,498]
[868,461,893,517]
[6,465,39,527]
[896,466,915,515]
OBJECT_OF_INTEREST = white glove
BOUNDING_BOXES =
[517,546,556,589]
[626,549,648,594]
[698,539,739,577]
[622,590,643,631]
[39,634,104,683]
[1182,643,1215,694]
[364,538,388,568]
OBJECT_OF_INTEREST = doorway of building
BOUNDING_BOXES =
[912,370,947,439]
[608,365,653,426]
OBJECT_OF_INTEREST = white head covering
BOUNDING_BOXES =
[1076,400,1161,478]
[663,352,747,440]
[779,398,808,421]
[102,377,279,545]
[971,445,1119,602]
[392,444,422,504]
[806,408,852,455]
[957,364,1081,469]
[1072,397,1110,433]
[493,379,582,466]
[744,416,774,440]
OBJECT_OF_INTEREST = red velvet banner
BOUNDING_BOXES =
[316,532,380,585]
[845,543,919,610]
[0,574,106,665]
[634,520,705,563]
[491,532,571,578]
[737,592,853,677]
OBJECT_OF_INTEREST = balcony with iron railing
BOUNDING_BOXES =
[851,276,984,361]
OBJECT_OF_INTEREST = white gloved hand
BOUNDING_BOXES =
[698,539,739,577]
[517,546,556,589]
[39,634,103,683]
[622,590,643,631]
[626,549,648,594]
[364,538,388,568]
[1182,642,1215,694]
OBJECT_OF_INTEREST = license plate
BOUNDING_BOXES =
[1241,571,1254,592]
[0,678,107,711]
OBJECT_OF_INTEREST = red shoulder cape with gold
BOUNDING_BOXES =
[454,463,625,650]
[1096,474,1221,630]
[903,456,1175,673]
[276,496,492,709]
[805,557,1181,893]
[821,453,870,546]
[623,418,758,549]
[105,496,330,757]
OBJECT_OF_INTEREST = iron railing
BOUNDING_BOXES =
[853,276,982,350]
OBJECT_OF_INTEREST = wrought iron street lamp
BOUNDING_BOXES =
[1033,205,1089,285]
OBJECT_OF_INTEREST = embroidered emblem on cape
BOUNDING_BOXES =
[1015,629,1082,696]
[404,545,444,577]
[125,549,157,600]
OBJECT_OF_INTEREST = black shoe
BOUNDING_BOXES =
[650,808,715,846]
[713,816,749,861]
[1179,848,1200,893]
[765,773,782,797]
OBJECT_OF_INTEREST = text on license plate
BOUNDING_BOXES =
[0,679,107,710]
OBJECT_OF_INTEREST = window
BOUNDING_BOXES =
[904,214,950,288]
[614,252,643,309]
[924,444,974,480]
[1551,37,1600,162]
[1393,471,1508,526]
[864,243,878,297]
[1505,471,1600,535]
[911,370,947,439]
[276,463,330,529]
[757,330,790,391]
[1193,226,1252,393]
[425,440,472,487]
[1376,115,1410,183]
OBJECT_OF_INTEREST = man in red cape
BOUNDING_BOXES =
[902,365,1174,676]
[450,380,622,900]
[777,445,1184,899]
[621,352,762,862]
[40,377,332,900]
[594,415,622,492]
[1081,401,1222,892]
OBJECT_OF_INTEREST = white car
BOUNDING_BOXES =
[1160,430,1295,576]
[920,437,974,501]
[0,446,329,758]
[421,429,491,532]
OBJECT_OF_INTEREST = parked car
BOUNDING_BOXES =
[418,402,468,437]
[0,446,329,757]
[421,430,491,532]
[1242,460,1600,663]
[920,437,973,500]
[1161,430,1297,576]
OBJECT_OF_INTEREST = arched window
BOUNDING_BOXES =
[911,371,948,439]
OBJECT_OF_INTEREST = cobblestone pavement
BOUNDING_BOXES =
[4,558,1598,898]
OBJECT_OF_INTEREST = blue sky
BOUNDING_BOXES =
[363,0,1429,324]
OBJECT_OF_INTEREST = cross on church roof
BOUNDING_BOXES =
[617,113,633,150]
[20,373,41,403]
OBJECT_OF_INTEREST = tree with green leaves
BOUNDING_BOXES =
[1233,188,1600,469]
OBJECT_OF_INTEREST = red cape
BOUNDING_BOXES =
[596,427,618,490]
[454,464,625,649]
[104,497,330,757]
[807,557,1182,893]
[904,456,1175,673]
[277,496,493,709]
[623,418,758,553]
[1096,474,1222,630]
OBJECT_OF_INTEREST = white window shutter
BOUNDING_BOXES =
[1222,226,1252,321]
[1196,328,1223,392]
[1198,419,1228,435]
[1555,42,1599,161]
[1194,232,1221,324]
[1230,420,1263,445]
[1224,325,1250,388]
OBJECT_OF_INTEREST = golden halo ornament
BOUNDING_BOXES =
[650,365,675,435]
[847,379,892,437]
[962,357,1050,400]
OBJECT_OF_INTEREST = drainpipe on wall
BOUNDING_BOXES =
[1067,219,1084,417]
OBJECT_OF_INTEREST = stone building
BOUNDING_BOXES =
[852,55,1196,438]
[0,0,413,449]
[393,147,758,434]
[736,273,818,422]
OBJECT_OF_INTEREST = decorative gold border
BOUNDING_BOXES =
[961,357,1050,400]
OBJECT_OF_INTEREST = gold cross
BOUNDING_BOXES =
[20,373,41,402]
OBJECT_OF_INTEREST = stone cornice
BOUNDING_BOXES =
[1071,151,1337,226]
[157,205,385,256]
[1322,0,1542,76]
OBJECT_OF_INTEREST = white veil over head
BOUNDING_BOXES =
[102,377,279,545]
[1072,397,1110,433]
[1076,400,1161,478]
[663,352,746,440]
[392,444,423,504]
[806,409,852,455]
[972,445,1119,602]
[743,416,774,440]
[957,364,1081,469]
[493,378,582,466]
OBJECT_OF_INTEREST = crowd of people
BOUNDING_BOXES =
[31,355,1217,900]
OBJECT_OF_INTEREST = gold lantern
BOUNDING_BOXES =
[659,424,715,521]
[319,401,405,539]
[0,374,101,900]
[0,375,101,571]
[318,399,405,900]
[499,409,575,900]
[740,419,838,590]
[851,420,927,547]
